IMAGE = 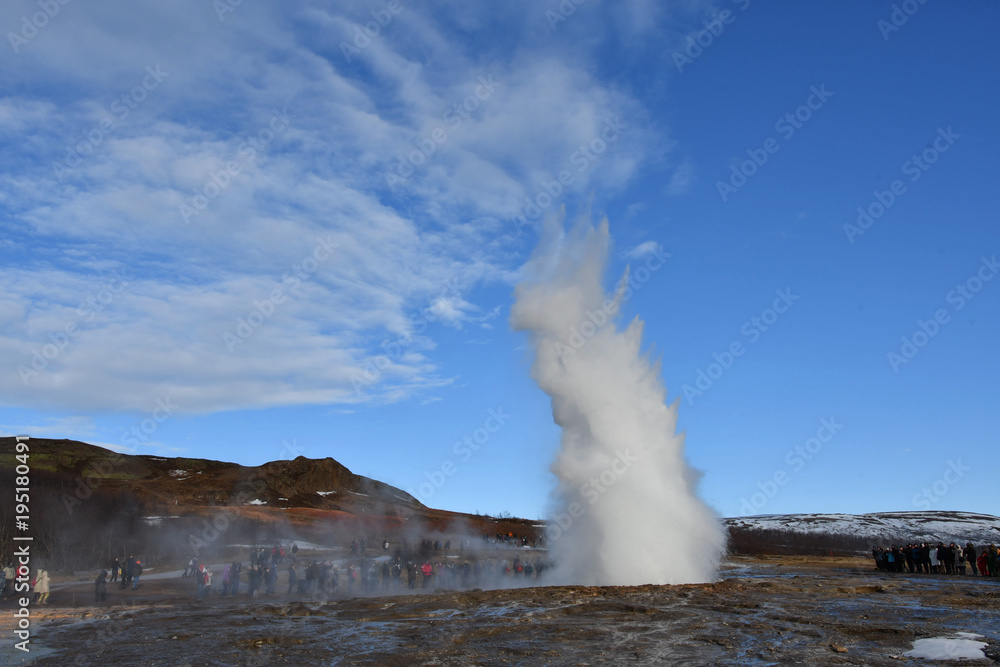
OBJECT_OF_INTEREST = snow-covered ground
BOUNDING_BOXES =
[904,633,988,661]
[726,511,1000,544]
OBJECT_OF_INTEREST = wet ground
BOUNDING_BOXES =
[4,555,999,666]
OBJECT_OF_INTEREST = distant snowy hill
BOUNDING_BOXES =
[726,511,1000,545]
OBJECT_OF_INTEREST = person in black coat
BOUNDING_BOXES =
[965,544,977,575]
[95,570,108,602]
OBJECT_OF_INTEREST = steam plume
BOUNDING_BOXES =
[511,211,726,585]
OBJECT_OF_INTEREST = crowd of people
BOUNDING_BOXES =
[872,541,999,576]
[180,539,550,602]
[11,535,996,607]
[1,562,50,604]
[106,555,144,590]
[0,533,549,607]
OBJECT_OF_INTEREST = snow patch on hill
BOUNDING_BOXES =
[727,511,1000,544]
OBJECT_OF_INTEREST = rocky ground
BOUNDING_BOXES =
[3,555,999,666]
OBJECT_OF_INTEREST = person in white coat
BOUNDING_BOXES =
[34,569,50,604]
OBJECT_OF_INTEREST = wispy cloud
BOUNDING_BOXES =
[665,160,696,196]
[0,0,669,414]
[626,241,664,259]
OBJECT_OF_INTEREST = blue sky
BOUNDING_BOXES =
[1,1,997,520]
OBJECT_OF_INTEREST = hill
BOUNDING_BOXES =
[725,511,1000,556]
[3,437,996,569]
[0,437,538,571]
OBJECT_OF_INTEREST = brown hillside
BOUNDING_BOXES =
[0,437,539,571]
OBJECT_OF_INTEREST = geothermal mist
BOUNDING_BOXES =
[511,213,726,586]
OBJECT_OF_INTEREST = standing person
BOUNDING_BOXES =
[197,565,207,599]
[132,560,143,589]
[965,544,978,576]
[265,565,277,595]
[358,560,372,593]
[231,562,241,595]
[318,562,331,593]
[287,564,298,595]
[110,557,120,583]
[248,566,261,598]
[34,569,50,605]
[95,570,108,602]
[2,562,14,598]
[221,565,231,596]
[329,565,340,594]
[305,561,318,595]
[123,556,135,589]
[421,561,433,589]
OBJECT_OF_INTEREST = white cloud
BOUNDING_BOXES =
[626,241,663,259]
[0,1,670,414]
[623,201,647,220]
[0,415,96,440]
[665,160,696,196]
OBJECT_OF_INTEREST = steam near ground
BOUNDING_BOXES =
[511,211,727,585]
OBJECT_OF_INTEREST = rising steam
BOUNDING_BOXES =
[511,211,726,585]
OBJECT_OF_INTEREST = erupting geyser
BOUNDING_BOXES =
[511,211,727,585]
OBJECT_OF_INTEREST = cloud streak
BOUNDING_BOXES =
[0,0,665,414]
